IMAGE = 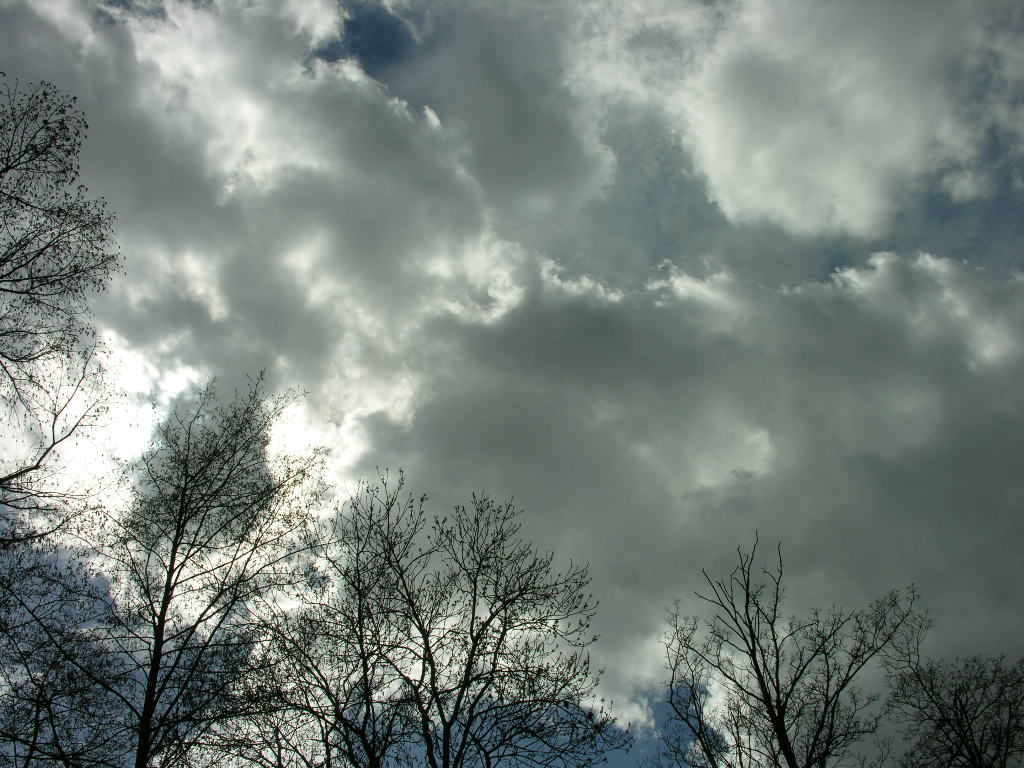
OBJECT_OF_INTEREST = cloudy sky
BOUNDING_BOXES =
[4,0,1024,734]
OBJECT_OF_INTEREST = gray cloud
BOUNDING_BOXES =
[571,0,1024,241]
[2,0,1023,718]
[378,1,615,251]
[352,253,1024,700]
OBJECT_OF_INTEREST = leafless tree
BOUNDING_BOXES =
[214,476,421,768]
[2,378,324,768]
[364,476,629,768]
[656,539,917,768]
[0,540,130,768]
[0,75,118,761]
[0,74,119,545]
[884,615,1024,768]
[219,472,630,768]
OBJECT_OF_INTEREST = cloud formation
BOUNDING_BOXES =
[3,0,1023,717]
[573,0,1024,238]
[354,253,1024,699]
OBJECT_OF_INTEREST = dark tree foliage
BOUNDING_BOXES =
[214,477,422,768]
[885,615,1024,768]
[209,473,630,768]
[656,540,917,768]
[106,379,324,768]
[1,379,324,768]
[0,541,129,768]
[0,74,119,544]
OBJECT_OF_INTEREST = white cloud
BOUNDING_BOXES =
[278,0,346,46]
[541,259,625,303]
[571,0,1022,238]
[121,2,349,193]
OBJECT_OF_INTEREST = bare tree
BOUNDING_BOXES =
[195,704,332,768]
[3,378,324,768]
[0,540,130,768]
[367,476,629,768]
[0,75,118,760]
[222,472,630,768]
[656,539,917,768]
[214,475,421,768]
[0,74,119,544]
[884,615,1024,768]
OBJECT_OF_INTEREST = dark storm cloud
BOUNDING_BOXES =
[353,254,1024,698]
[3,0,1024,718]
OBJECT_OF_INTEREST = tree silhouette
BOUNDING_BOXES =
[885,614,1024,768]
[0,74,119,545]
[657,539,917,768]
[215,472,630,768]
[2,379,324,768]
[0,540,129,768]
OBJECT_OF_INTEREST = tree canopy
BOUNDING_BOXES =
[0,73,119,544]
[655,540,918,768]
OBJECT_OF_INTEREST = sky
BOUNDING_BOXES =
[3,0,1024,742]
